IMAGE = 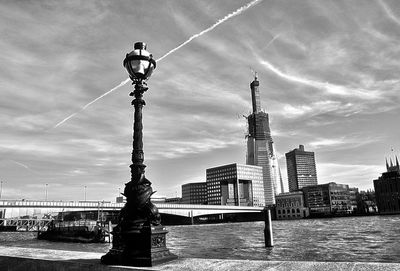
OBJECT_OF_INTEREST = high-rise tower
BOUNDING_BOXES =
[246,75,282,205]
[285,145,318,192]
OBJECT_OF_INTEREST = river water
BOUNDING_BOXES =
[1,215,399,263]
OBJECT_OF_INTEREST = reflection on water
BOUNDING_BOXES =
[1,215,400,262]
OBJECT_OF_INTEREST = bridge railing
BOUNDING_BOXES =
[0,200,122,209]
[0,200,264,211]
[0,218,53,231]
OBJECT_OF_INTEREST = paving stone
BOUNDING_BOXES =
[1,246,400,271]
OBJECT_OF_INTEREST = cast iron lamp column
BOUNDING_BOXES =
[101,42,176,267]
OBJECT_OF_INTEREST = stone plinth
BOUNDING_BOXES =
[101,225,177,267]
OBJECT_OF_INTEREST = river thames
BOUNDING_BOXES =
[1,215,399,263]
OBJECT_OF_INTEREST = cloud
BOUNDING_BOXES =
[309,138,347,148]
[157,0,263,62]
[0,0,399,200]
[378,0,400,26]
[309,135,382,149]
[259,59,382,100]
[278,100,359,119]
[317,162,384,189]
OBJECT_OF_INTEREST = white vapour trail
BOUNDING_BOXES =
[11,160,29,169]
[378,0,400,26]
[53,78,130,128]
[264,33,282,50]
[260,60,381,100]
[157,0,262,62]
[9,160,40,174]
[52,0,262,129]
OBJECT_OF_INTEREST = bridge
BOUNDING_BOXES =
[0,200,264,218]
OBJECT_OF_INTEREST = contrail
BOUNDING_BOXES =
[378,0,400,26]
[10,160,39,174]
[157,0,263,62]
[52,0,262,129]
[11,160,29,169]
[259,59,381,99]
[264,33,282,50]
[53,78,130,128]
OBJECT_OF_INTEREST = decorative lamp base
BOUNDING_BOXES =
[101,225,177,267]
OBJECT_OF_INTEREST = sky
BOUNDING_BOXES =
[0,0,399,202]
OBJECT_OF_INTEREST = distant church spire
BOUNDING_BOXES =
[386,158,389,171]
[396,156,399,168]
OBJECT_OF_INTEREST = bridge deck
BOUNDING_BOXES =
[0,200,264,217]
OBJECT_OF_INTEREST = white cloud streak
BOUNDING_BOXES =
[51,0,263,129]
[52,78,130,129]
[260,60,381,100]
[10,160,29,169]
[279,101,358,119]
[263,33,283,50]
[309,135,381,149]
[157,0,262,62]
[378,0,400,26]
[9,160,39,174]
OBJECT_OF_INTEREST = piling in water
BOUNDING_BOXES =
[264,208,273,247]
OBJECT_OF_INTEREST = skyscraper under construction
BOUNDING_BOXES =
[246,75,283,205]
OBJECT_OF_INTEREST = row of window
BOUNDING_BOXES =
[277,208,301,214]
[331,201,348,205]
[276,202,301,207]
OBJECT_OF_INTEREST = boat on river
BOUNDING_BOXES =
[37,220,106,243]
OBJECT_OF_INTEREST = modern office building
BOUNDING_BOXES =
[246,75,283,205]
[374,157,400,214]
[275,191,309,220]
[302,182,350,216]
[286,145,318,192]
[181,182,207,205]
[206,163,265,207]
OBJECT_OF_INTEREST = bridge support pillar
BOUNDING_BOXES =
[264,208,273,247]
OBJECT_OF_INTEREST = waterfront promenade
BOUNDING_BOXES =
[0,246,400,271]
[2,217,400,270]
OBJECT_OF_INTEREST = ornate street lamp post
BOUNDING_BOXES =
[101,42,176,267]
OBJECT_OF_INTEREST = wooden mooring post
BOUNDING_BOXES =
[264,207,274,247]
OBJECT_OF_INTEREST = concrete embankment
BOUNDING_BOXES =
[0,246,399,271]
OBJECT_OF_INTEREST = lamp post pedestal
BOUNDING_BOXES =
[102,224,176,266]
[101,81,177,267]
